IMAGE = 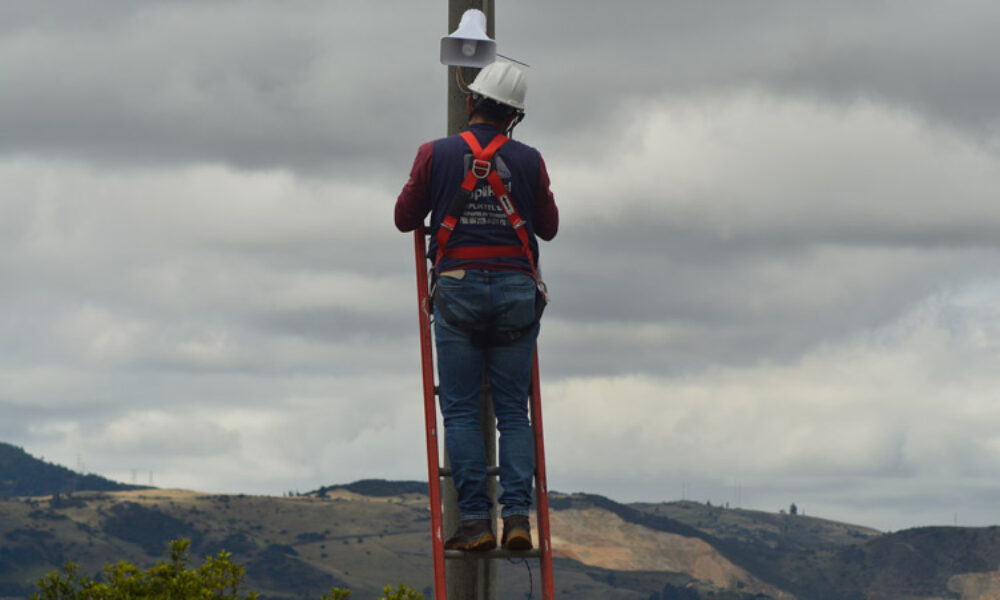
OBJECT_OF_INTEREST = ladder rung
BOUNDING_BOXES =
[439,466,500,478]
[445,548,542,560]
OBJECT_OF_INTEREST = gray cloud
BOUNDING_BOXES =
[3,0,1000,531]
[4,2,999,175]
[533,91,1000,376]
[507,1,1000,152]
[0,1,442,173]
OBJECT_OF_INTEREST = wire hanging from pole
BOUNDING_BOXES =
[505,557,534,599]
[456,66,472,94]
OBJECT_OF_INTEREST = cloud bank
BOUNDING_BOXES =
[2,1,1000,532]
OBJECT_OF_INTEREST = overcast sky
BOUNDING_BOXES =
[3,1,1000,533]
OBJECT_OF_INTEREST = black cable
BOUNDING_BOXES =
[505,557,533,599]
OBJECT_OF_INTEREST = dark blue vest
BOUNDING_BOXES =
[427,123,542,274]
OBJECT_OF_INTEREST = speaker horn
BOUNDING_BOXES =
[440,9,496,67]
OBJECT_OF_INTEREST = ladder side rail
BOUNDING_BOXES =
[414,226,448,600]
[529,348,556,600]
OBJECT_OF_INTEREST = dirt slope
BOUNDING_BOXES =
[549,507,793,598]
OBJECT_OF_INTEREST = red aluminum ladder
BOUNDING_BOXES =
[412,226,555,600]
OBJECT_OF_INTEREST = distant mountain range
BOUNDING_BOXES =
[2,442,1000,600]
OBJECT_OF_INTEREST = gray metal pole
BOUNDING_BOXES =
[443,2,497,598]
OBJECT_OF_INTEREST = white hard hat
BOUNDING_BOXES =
[467,57,526,112]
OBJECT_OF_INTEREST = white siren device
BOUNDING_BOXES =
[440,9,496,67]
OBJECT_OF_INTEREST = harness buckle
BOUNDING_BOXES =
[472,159,491,179]
[498,195,516,216]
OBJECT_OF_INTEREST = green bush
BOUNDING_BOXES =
[33,539,424,600]
[31,539,257,600]
[307,583,424,600]
[379,584,423,600]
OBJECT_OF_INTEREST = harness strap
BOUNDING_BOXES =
[443,245,525,259]
[484,167,535,270]
[434,131,536,278]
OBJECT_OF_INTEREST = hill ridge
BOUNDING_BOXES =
[5,446,1000,599]
[0,441,145,498]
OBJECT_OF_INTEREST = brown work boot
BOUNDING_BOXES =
[501,515,532,550]
[444,519,496,551]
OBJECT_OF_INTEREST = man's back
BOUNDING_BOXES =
[395,122,557,275]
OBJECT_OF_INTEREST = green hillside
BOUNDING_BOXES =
[3,486,1000,599]
[4,443,1000,600]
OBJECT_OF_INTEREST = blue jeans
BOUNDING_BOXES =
[434,269,539,521]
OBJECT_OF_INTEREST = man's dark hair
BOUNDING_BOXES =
[471,95,520,125]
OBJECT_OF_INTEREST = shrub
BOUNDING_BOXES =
[32,538,425,600]
[380,584,423,600]
[319,583,423,599]
[31,538,257,600]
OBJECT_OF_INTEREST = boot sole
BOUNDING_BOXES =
[445,532,496,552]
[502,531,532,550]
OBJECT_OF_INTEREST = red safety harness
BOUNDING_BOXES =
[434,131,537,280]
[431,130,547,345]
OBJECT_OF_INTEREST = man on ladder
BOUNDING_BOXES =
[395,58,559,552]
